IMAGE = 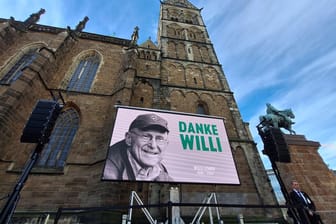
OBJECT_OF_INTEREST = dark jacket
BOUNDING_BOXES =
[288,190,321,224]
[103,140,172,181]
[289,190,316,211]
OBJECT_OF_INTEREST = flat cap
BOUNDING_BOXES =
[129,113,169,132]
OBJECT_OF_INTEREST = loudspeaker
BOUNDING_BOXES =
[261,127,291,163]
[21,100,62,144]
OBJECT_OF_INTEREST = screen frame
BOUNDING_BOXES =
[101,105,241,185]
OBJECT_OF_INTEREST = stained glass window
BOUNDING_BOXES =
[67,54,100,92]
[0,49,37,84]
[37,108,79,168]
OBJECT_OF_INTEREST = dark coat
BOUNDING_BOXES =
[288,190,322,224]
[289,190,316,211]
[103,140,172,181]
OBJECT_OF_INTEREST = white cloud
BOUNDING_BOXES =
[205,0,336,170]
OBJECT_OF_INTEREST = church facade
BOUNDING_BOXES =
[0,0,281,223]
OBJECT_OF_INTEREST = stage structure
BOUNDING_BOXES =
[0,100,62,224]
[102,106,240,185]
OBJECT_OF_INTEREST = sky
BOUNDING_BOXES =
[1,0,335,170]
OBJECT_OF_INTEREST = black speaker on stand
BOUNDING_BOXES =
[260,127,291,163]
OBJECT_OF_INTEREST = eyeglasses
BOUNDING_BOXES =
[130,131,168,146]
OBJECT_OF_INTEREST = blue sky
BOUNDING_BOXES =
[1,0,335,170]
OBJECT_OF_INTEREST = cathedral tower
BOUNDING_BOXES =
[153,0,276,213]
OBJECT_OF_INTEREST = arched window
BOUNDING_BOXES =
[196,103,207,115]
[36,108,79,168]
[67,54,100,92]
[146,51,151,60]
[0,49,37,84]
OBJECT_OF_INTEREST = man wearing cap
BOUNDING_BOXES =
[103,113,173,181]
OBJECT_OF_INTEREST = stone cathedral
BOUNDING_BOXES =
[0,0,288,223]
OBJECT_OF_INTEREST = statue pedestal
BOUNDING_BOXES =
[276,134,336,224]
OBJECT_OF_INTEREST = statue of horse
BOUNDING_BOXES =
[259,107,296,135]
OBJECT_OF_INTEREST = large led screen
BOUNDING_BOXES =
[102,106,240,184]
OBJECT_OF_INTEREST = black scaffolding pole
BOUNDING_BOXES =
[0,143,44,224]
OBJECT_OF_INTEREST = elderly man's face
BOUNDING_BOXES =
[292,181,300,190]
[126,128,168,167]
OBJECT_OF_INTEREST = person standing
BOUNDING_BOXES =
[288,180,323,224]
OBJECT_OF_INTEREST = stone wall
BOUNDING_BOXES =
[278,135,336,224]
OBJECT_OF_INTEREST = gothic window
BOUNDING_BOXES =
[192,45,202,61]
[192,15,199,25]
[152,52,157,60]
[189,31,196,40]
[0,49,37,84]
[196,103,208,115]
[185,18,193,24]
[67,54,100,92]
[188,27,205,42]
[139,50,145,59]
[176,42,187,59]
[36,108,79,168]
[188,14,199,25]
[168,41,177,58]
[146,51,151,59]
[200,46,210,63]
[175,29,181,38]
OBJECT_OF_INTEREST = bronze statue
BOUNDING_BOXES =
[259,103,296,134]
